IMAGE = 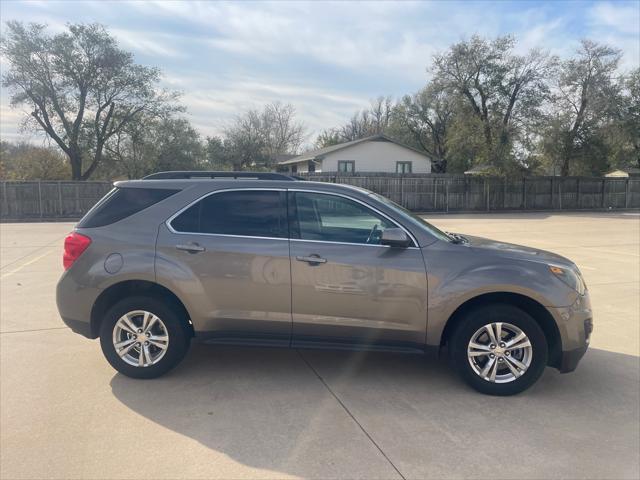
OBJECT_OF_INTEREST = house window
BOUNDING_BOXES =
[291,164,298,173]
[337,161,355,173]
[396,161,412,174]
[308,161,316,173]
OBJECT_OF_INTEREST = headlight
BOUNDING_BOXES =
[549,265,586,295]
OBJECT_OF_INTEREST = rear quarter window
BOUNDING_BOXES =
[78,187,180,228]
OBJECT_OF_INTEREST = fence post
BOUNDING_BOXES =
[522,177,526,209]
[432,178,437,210]
[445,179,449,213]
[503,179,507,210]
[1,182,7,217]
[37,181,43,218]
[625,178,630,208]
[464,177,469,210]
[559,178,563,210]
[550,178,554,210]
[486,178,490,211]
[74,183,80,214]
[58,182,63,216]
[577,178,581,209]
[601,179,606,208]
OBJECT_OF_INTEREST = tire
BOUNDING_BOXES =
[449,303,548,396]
[99,296,190,379]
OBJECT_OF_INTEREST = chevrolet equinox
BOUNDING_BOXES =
[57,171,592,395]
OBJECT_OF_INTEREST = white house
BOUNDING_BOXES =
[605,168,640,178]
[278,134,432,174]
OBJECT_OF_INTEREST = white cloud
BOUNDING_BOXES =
[587,1,640,71]
[590,2,640,35]
[129,1,445,81]
[110,29,186,59]
[175,76,371,141]
[2,0,639,148]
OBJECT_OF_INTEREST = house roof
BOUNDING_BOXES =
[273,153,298,163]
[278,134,431,165]
[605,167,640,177]
[464,165,493,175]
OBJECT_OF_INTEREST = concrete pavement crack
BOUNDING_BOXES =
[296,349,406,480]
[0,326,69,335]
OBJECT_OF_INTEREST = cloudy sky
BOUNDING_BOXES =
[1,0,638,145]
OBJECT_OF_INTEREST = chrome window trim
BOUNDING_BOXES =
[166,186,419,248]
[287,188,419,248]
[290,238,419,250]
[171,232,288,241]
[166,188,287,238]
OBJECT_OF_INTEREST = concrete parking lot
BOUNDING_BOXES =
[1,212,639,479]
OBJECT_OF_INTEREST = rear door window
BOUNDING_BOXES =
[78,187,179,228]
[170,190,287,238]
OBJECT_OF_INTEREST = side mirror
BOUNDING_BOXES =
[380,228,411,248]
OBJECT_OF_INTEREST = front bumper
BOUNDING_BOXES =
[548,293,593,373]
[559,342,589,373]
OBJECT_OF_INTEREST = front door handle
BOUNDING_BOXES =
[296,254,327,265]
[176,243,206,253]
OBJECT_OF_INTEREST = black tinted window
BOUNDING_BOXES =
[79,187,179,228]
[171,190,286,238]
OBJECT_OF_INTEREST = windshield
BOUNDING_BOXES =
[368,193,453,242]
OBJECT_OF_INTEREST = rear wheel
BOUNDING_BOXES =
[449,304,548,395]
[99,296,190,378]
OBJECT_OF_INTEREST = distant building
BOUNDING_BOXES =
[604,168,640,178]
[278,134,431,174]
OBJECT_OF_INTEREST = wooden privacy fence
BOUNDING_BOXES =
[1,175,639,220]
[1,181,113,220]
[299,174,640,212]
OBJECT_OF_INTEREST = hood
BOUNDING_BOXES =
[460,234,575,267]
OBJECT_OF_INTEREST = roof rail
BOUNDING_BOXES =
[143,171,298,181]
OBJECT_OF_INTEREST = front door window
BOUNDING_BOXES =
[291,192,395,245]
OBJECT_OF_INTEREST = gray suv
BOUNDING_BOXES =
[57,171,592,395]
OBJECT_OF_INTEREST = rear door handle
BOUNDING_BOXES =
[296,255,327,264]
[176,243,205,253]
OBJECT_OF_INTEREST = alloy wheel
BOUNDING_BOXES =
[467,322,533,383]
[112,310,169,367]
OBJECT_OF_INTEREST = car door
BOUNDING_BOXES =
[288,190,429,349]
[155,188,291,344]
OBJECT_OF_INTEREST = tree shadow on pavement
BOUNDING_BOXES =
[110,344,640,479]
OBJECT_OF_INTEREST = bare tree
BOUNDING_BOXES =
[103,114,153,179]
[1,22,180,180]
[369,96,394,134]
[554,40,622,175]
[262,102,307,158]
[433,35,555,170]
[316,97,394,147]
[394,85,453,172]
[103,115,204,178]
[223,102,306,169]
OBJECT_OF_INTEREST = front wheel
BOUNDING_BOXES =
[449,304,548,396]
[99,296,190,379]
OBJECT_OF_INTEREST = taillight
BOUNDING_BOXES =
[63,232,91,270]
